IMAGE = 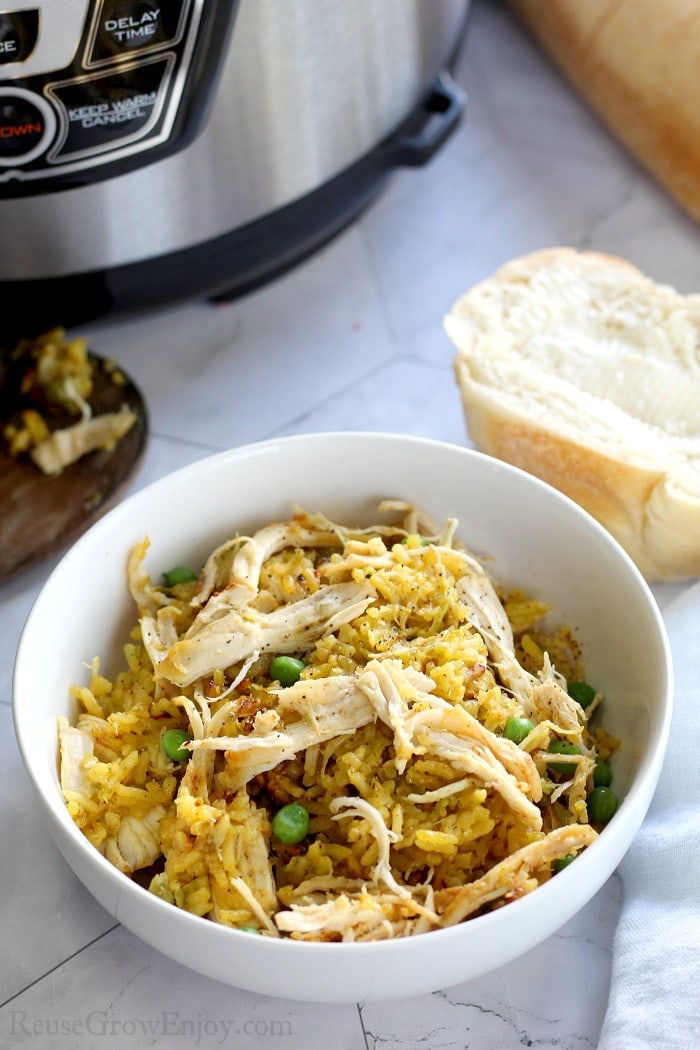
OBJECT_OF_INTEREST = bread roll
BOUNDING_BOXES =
[446,248,700,582]
[506,0,700,221]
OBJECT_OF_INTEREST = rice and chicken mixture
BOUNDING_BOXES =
[59,502,617,941]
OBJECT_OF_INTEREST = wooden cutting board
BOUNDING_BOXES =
[0,353,148,582]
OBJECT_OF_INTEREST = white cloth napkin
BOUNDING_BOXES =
[599,581,700,1049]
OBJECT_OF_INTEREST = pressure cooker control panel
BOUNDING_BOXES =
[0,0,238,194]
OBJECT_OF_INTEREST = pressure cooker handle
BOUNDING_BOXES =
[385,70,467,168]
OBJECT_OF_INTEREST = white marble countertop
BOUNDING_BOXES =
[2,2,697,1047]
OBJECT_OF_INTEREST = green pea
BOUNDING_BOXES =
[504,717,535,745]
[238,925,262,935]
[588,786,618,825]
[593,760,613,788]
[270,656,305,687]
[272,803,310,844]
[163,566,197,587]
[161,728,192,762]
[552,854,575,873]
[568,680,597,708]
[548,739,581,774]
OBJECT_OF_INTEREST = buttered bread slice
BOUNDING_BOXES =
[446,248,700,581]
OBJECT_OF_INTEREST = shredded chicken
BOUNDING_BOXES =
[128,539,181,617]
[230,877,278,935]
[274,887,440,941]
[457,565,585,737]
[378,499,450,542]
[531,661,588,735]
[435,824,598,925]
[406,779,470,804]
[191,522,338,612]
[356,659,420,773]
[104,805,166,874]
[358,659,543,826]
[457,566,539,704]
[408,704,543,800]
[275,891,394,939]
[413,721,543,829]
[330,796,410,899]
[31,406,136,476]
[189,676,376,788]
[155,581,374,687]
[58,716,95,795]
[229,522,337,600]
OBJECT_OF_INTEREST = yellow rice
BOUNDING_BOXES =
[60,505,614,941]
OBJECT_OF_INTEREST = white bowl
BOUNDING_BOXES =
[13,433,673,1002]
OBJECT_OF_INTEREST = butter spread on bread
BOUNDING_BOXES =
[446,248,700,582]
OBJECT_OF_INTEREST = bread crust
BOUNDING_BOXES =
[447,248,700,582]
[507,0,700,220]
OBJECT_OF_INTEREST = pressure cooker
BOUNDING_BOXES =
[0,0,469,336]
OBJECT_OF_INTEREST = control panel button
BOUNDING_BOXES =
[0,87,56,165]
[0,9,40,65]
[91,0,188,61]
[47,56,171,161]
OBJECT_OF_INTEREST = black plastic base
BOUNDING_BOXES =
[0,146,392,344]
